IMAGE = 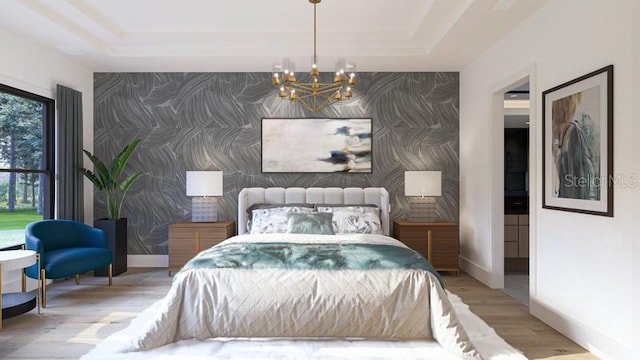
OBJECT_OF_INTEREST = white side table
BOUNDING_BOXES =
[0,250,40,331]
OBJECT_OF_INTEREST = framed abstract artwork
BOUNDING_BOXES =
[542,65,613,216]
[261,118,372,173]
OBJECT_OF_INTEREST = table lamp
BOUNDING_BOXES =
[405,171,442,222]
[186,171,223,222]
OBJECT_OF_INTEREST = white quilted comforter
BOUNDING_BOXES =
[114,234,481,359]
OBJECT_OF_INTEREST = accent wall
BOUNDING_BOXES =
[93,72,460,255]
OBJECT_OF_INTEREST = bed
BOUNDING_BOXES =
[82,187,524,360]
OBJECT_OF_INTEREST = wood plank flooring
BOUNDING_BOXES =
[445,274,598,360]
[0,268,598,359]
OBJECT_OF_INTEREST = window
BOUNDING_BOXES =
[0,84,54,250]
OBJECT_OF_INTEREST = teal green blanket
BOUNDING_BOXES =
[182,242,443,287]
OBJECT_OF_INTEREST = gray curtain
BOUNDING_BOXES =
[57,84,84,221]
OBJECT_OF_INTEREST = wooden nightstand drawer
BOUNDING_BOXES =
[170,227,230,240]
[168,221,235,275]
[393,220,459,274]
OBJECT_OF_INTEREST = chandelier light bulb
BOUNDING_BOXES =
[272,73,281,86]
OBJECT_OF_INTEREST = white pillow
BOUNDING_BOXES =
[250,206,314,234]
[315,205,383,234]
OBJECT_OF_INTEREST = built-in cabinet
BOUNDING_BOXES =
[504,214,528,273]
[504,127,529,273]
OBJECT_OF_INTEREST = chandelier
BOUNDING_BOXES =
[272,0,356,112]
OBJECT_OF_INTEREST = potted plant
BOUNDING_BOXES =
[80,138,142,276]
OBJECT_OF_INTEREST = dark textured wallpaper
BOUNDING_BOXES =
[93,72,459,255]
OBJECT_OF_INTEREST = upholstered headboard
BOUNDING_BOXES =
[238,187,390,235]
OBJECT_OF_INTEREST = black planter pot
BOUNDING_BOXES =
[94,218,127,276]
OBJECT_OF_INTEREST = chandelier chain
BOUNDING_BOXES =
[313,2,317,66]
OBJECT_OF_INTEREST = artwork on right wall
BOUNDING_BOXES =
[542,65,613,216]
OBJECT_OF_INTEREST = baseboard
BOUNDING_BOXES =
[127,255,168,268]
[459,256,502,288]
[530,299,632,360]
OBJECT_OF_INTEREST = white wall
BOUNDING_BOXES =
[460,0,638,359]
[0,27,95,224]
[631,1,640,354]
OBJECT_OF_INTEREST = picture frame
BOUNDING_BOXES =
[542,65,613,216]
[261,118,372,173]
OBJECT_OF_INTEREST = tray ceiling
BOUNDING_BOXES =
[0,0,548,71]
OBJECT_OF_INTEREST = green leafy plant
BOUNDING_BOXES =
[80,139,142,220]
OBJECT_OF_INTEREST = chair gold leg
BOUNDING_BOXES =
[36,254,41,314]
[75,274,80,285]
[41,269,47,308]
[108,264,113,286]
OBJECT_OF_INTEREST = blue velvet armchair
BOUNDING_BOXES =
[25,220,113,307]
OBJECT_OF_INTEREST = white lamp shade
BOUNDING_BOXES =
[405,171,442,197]
[186,171,223,196]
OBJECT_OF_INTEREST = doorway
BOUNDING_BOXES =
[502,82,530,306]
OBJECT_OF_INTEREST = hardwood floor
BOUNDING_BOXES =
[0,268,598,359]
[445,274,598,360]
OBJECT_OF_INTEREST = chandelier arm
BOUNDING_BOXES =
[285,81,343,90]
[314,87,342,96]
[295,97,317,113]
[317,96,337,112]
[297,92,332,101]
[285,83,342,94]
[302,93,337,108]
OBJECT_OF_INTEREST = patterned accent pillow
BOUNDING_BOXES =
[246,203,314,232]
[286,213,335,235]
[250,206,314,234]
[316,205,383,234]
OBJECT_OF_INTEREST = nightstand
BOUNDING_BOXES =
[168,221,235,275]
[393,220,459,274]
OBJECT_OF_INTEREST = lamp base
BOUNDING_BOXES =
[408,197,437,222]
[192,197,218,222]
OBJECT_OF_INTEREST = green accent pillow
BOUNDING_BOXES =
[286,213,335,235]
